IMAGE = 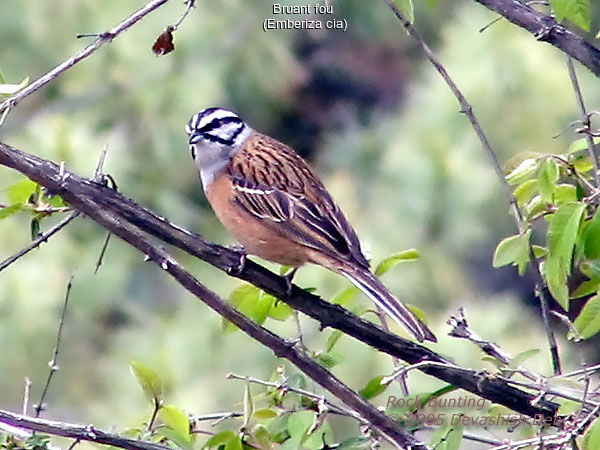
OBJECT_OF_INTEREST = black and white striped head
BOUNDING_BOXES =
[186,107,250,152]
[185,108,251,188]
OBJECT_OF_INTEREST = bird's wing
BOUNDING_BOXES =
[228,133,369,268]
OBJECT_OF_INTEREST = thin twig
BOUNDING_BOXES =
[447,307,512,365]
[0,211,80,274]
[94,232,112,274]
[556,363,600,379]
[171,0,195,31]
[34,276,74,417]
[0,0,171,116]
[226,373,362,422]
[567,56,600,187]
[375,307,409,396]
[385,0,562,375]
[22,378,31,415]
[66,438,81,450]
[146,399,161,432]
[0,409,170,450]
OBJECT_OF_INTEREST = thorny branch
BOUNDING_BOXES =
[0,409,170,450]
[0,141,560,421]
[473,0,600,76]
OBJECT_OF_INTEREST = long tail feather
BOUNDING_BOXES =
[340,268,436,343]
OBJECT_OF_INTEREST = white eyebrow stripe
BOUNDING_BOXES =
[197,109,239,129]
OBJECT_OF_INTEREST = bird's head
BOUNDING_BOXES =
[185,107,251,187]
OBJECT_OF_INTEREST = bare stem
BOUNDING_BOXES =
[34,277,74,417]
[567,56,600,187]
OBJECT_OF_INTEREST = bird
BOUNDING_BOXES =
[185,107,436,343]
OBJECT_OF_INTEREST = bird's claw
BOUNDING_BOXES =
[227,244,247,276]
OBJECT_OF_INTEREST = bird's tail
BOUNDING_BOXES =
[340,268,437,343]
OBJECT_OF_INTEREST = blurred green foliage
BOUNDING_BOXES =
[2,0,600,448]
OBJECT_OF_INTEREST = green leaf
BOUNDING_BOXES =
[544,256,570,309]
[492,231,531,271]
[335,437,371,450]
[554,184,577,205]
[30,217,40,240]
[6,178,37,204]
[374,248,420,276]
[251,424,273,450]
[526,195,546,218]
[430,420,462,450]
[331,286,359,306]
[568,136,600,154]
[130,361,163,403]
[538,158,559,203]
[548,202,585,266]
[572,277,600,299]
[573,294,600,339]
[314,351,343,369]
[0,204,22,220]
[286,410,315,439]
[506,158,538,185]
[205,430,236,448]
[513,179,538,207]
[557,399,581,416]
[532,245,548,258]
[582,260,600,279]
[359,375,388,399]
[393,0,414,23]
[584,210,600,259]
[549,0,591,31]
[509,349,539,368]
[224,436,243,450]
[572,155,594,173]
[545,202,586,308]
[0,76,29,95]
[326,329,344,352]
[254,408,279,421]
[267,293,293,320]
[584,417,600,449]
[159,405,189,440]
[224,284,272,331]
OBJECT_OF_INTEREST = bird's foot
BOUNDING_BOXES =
[226,244,247,276]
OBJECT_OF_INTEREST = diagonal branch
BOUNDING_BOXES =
[0,161,420,449]
[0,141,560,420]
[472,0,600,77]
[0,409,170,450]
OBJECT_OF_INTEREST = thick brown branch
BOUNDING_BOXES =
[473,0,600,76]
[0,141,559,420]
[0,409,169,450]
